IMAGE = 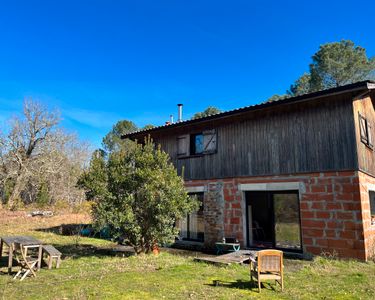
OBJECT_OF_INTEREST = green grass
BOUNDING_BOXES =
[1,212,375,299]
[275,223,301,249]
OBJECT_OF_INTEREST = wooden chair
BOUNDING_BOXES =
[13,243,39,281]
[250,249,284,292]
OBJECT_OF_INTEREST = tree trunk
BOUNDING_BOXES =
[7,175,24,210]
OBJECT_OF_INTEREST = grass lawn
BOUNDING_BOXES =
[1,210,375,299]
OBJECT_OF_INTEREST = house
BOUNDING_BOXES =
[124,80,375,260]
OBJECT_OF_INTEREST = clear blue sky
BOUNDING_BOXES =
[0,0,374,148]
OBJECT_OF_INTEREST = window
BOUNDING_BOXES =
[369,191,375,225]
[359,114,373,149]
[177,193,204,242]
[190,133,204,155]
[177,135,189,156]
[177,130,217,158]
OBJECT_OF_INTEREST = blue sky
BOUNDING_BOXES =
[0,0,374,148]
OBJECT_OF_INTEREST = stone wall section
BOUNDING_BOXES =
[203,182,224,248]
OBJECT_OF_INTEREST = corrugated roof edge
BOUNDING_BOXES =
[122,80,375,139]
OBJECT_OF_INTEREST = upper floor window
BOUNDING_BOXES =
[177,130,217,158]
[190,133,204,155]
[359,113,373,149]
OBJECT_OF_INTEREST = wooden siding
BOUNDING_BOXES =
[353,91,375,176]
[147,94,358,180]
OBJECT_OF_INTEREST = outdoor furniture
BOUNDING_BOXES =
[42,245,62,269]
[215,241,240,255]
[0,236,43,274]
[250,249,284,293]
[13,243,39,281]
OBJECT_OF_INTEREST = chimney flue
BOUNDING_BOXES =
[177,104,183,122]
[170,114,174,123]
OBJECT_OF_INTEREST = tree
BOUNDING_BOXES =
[0,100,60,208]
[266,94,289,102]
[102,120,138,153]
[81,137,198,254]
[77,149,108,202]
[192,106,222,119]
[142,124,155,130]
[288,40,375,96]
[0,99,89,209]
[287,73,311,96]
[36,180,49,207]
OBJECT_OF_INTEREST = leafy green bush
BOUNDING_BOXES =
[79,137,198,254]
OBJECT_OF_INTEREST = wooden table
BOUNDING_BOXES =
[0,236,43,274]
[215,242,241,255]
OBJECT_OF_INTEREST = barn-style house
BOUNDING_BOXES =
[124,80,375,260]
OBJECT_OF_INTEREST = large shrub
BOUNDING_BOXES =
[79,138,198,254]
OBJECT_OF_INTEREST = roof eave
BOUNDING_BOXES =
[123,80,374,139]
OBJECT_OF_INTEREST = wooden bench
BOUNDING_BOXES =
[42,245,62,269]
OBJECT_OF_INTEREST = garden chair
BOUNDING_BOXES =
[250,249,284,292]
[13,243,39,281]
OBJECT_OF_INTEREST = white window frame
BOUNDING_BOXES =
[367,183,375,226]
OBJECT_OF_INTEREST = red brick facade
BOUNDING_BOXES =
[358,171,375,259]
[185,170,375,260]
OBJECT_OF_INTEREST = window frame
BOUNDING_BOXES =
[359,113,373,150]
[177,129,217,159]
[369,190,375,226]
[178,192,205,242]
[190,133,204,155]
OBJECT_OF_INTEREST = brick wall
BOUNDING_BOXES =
[298,171,364,260]
[358,171,375,259]
[185,170,372,260]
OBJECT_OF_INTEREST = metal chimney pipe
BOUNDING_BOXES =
[170,114,174,123]
[177,104,183,122]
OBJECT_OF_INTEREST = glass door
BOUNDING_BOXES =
[246,191,302,252]
[273,192,302,251]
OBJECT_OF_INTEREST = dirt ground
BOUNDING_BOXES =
[0,208,91,235]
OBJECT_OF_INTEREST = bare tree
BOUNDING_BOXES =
[0,99,89,209]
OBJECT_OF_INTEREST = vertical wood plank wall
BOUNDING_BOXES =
[353,92,375,177]
[145,94,358,180]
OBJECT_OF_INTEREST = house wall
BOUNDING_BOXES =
[151,94,358,180]
[185,170,368,260]
[358,171,375,259]
[353,92,375,176]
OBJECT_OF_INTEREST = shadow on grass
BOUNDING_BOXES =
[36,223,90,236]
[51,243,136,261]
[206,279,280,293]
[0,256,11,275]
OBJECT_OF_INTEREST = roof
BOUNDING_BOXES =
[123,80,375,139]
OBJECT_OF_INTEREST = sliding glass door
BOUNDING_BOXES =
[273,193,301,250]
[176,192,204,242]
[246,191,302,252]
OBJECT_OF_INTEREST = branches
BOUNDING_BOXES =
[0,99,89,209]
